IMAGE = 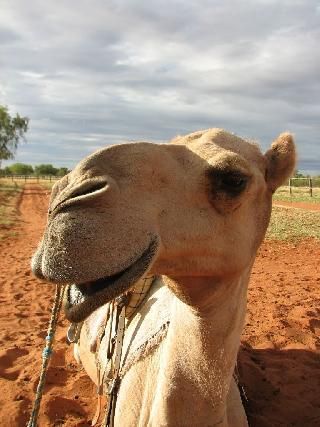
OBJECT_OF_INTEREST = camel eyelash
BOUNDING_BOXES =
[205,168,250,197]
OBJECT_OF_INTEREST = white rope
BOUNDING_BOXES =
[103,299,126,427]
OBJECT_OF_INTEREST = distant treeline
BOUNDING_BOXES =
[292,170,320,187]
[293,170,320,179]
[0,163,70,177]
[1,164,319,181]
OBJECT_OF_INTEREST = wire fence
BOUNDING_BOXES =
[288,177,320,197]
[0,175,61,182]
[274,178,320,198]
[1,175,320,196]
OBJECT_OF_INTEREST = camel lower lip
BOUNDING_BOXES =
[67,266,134,305]
[75,264,133,297]
[63,238,159,322]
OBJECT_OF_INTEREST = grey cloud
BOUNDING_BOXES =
[0,27,21,44]
[0,0,319,173]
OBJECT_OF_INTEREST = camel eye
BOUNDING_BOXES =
[206,168,249,198]
[219,173,248,193]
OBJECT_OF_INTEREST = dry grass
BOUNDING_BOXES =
[0,180,22,240]
[0,178,54,240]
[38,180,56,190]
[274,186,320,203]
[266,206,320,241]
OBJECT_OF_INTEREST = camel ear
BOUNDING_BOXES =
[264,132,296,192]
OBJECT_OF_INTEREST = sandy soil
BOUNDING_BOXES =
[273,200,320,211]
[0,185,319,426]
[0,186,96,427]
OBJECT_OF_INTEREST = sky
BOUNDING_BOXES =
[1,0,319,174]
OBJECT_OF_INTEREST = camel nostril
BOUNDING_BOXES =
[49,178,112,214]
[69,180,107,200]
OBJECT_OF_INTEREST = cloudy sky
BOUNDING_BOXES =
[1,0,319,173]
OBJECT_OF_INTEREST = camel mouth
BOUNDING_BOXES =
[63,237,159,322]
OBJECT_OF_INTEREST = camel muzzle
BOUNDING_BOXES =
[63,236,160,322]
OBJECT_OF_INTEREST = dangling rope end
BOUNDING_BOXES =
[27,284,65,427]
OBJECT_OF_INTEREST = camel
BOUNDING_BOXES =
[32,128,296,426]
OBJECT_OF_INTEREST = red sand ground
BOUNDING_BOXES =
[273,200,320,211]
[0,185,319,426]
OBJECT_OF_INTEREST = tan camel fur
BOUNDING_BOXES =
[32,128,296,426]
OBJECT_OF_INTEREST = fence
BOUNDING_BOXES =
[288,177,320,197]
[1,175,319,196]
[0,175,60,182]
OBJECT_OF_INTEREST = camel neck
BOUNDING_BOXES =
[157,272,250,425]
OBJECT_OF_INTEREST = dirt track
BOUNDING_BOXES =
[0,185,95,426]
[0,184,319,426]
[273,200,320,211]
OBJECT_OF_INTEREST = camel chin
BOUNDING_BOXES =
[63,237,159,323]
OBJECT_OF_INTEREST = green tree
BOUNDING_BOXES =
[8,163,34,175]
[34,164,58,176]
[56,167,70,177]
[0,105,29,168]
[4,166,12,175]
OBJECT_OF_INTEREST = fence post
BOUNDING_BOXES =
[309,178,313,197]
[289,178,292,195]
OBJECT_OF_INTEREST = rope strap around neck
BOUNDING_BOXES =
[103,297,126,427]
[27,284,65,427]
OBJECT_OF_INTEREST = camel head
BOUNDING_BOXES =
[32,129,295,322]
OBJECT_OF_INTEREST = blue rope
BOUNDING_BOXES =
[27,284,64,427]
